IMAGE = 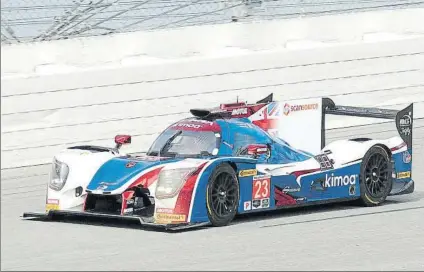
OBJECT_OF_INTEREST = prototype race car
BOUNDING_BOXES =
[23,93,414,230]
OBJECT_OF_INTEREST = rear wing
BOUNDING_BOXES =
[243,94,413,155]
[188,93,413,155]
[322,97,413,150]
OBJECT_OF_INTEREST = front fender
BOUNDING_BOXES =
[46,148,117,211]
[188,157,257,223]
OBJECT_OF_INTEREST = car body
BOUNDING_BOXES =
[23,93,415,230]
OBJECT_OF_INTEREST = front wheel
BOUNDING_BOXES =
[206,163,240,227]
[359,145,393,206]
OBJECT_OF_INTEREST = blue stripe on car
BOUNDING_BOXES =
[86,157,182,192]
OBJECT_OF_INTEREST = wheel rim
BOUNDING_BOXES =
[364,153,390,198]
[210,173,237,218]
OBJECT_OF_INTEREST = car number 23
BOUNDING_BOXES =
[252,176,271,199]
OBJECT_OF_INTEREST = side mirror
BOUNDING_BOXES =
[246,144,269,157]
[115,134,131,149]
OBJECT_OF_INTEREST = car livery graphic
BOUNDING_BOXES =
[23,94,415,230]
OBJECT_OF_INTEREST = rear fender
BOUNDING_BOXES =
[322,137,405,166]
[323,137,412,194]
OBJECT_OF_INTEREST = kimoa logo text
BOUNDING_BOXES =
[325,173,358,187]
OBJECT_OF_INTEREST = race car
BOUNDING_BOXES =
[22,93,415,230]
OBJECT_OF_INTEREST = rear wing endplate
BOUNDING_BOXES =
[322,98,414,150]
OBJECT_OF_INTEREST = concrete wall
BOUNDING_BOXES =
[2,8,424,169]
[2,8,424,78]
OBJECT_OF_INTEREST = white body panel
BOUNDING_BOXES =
[248,98,323,155]
[46,147,209,220]
[46,148,118,210]
[322,136,407,165]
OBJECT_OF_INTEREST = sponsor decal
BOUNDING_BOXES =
[252,199,262,210]
[324,173,358,188]
[261,198,270,208]
[47,199,59,204]
[274,185,305,206]
[123,207,133,214]
[399,114,412,136]
[315,154,334,170]
[244,201,252,211]
[126,199,135,205]
[231,108,248,116]
[403,151,412,163]
[251,175,271,210]
[283,102,319,116]
[239,169,258,177]
[155,208,186,223]
[251,198,270,210]
[282,186,301,193]
[397,171,411,179]
[171,120,221,132]
[274,185,298,206]
[283,104,290,116]
[173,123,202,129]
[156,208,174,214]
[46,199,59,211]
[252,175,271,200]
[126,161,137,168]
[399,115,412,126]
[349,184,356,196]
[295,197,307,203]
[155,213,186,223]
[45,204,59,211]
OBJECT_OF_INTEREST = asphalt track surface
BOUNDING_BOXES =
[1,120,423,271]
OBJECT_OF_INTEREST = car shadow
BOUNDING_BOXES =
[23,215,175,233]
[231,192,424,228]
[22,192,424,234]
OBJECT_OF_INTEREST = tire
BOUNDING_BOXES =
[358,145,393,206]
[206,163,240,227]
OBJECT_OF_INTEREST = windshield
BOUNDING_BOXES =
[146,126,221,158]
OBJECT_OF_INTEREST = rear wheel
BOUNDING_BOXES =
[206,163,240,227]
[359,145,392,206]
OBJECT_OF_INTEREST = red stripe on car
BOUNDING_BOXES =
[174,162,208,216]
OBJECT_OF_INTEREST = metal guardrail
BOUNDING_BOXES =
[2,0,424,44]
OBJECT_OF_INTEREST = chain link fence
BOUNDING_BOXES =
[2,0,424,44]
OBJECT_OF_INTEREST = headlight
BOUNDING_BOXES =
[155,167,197,199]
[49,158,69,191]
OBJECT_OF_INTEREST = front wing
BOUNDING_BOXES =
[21,210,211,231]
